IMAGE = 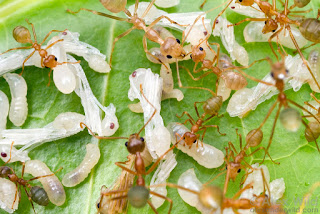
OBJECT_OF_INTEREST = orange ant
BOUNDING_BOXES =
[0,19,78,81]
[67,0,187,68]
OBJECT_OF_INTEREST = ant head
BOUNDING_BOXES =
[262,19,278,34]
[235,0,254,6]
[190,45,206,63]
[199,185,223,209]
[128,186,150,208]
[13,26,32,44]
[160,37,186,59]
[30,186,49,206]
[0,166,11,178]
[43,55,58,69]
[227,162,242,181]
[246,129,263,147]
[270,62,288,81]
[125,134,145,154]
[183,132,198,147]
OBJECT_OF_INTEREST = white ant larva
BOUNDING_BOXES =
[167,122,224,168]
[24,160,66,206]
[212,17,249,66]
[243,21,308,49]
[0,144,30,163]
[62,143,100,187]
[0,91,9,130]
[0,178,19,213]
[3,73,28,127]
[306,49,320,92]
[52,112,86,132]
[154,0,180,8]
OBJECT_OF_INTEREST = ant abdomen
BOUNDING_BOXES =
[202,96,223,115]
[305,121,320,142]
[279,108,302,132]
[294,0,311,8]
[246,129,263,147]
[236,0,254,6]
[221,71,247,90]
[30,186,50,206]
[299,18,320,43]
[99,0,127,13]
[0,166,11,178]
[13,26,31,44]
[127,186,150,208]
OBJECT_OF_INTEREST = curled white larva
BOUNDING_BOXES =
[269,178,285,201]
[155,0,180,8]
[167,122,224,168]
[243,21,308,49]
[227,88,255,117]
[0,91,9,130]
[0,178,19,213]
[52,112,86,132]
[160,64,174,93]
[62,143,100,187]
[24,160,66,206]
[87,55,110,73]
[0,145,30,163]
[53,64,77,94]
[3,73,28,127]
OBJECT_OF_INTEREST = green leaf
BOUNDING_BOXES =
[0,0,319,213]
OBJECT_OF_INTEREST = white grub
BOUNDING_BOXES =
[167,122,224,168]
[3,73,28,127]
[307,49,320,92]
[217,78,232,101]
[150,151,177,208]
[212,17,249,66]
[177,169,213,214]
[0,91,9,130]
[155,0,180,8]
[69,55,119,136]
[24,160,66,206]
[0,112,85,153]
[227,88,255,118]
[184,18,212,46]
[243,21,308,49]
[128,2,207,31]
[57,31,110,73]
[229,0,265,18]
[0,178,19,213]
[128,68,171,158]
[0,145,30,163]
[62,143,100,187]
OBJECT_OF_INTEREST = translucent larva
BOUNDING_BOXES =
[62,143,100,187]
[24,160,66,206]
[154,0,180,8]
[279,108,302,132]
[0,91,9,130]
[53,64,77,94]
[167,122,224,168]
[243,21,308,49]
[226,88,255,117]
[100,0,127,13]
[216,78,231,101]
[307,49,320,92]
[3,73,28,127]
[0,178,19,213]
[0,144,30,163]
[52,112,86,132]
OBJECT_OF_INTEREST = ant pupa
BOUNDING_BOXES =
[0,178,20,213]
[0,143,29,163]
[167,122,224,169]
[62,143,100,187]
[67,0,187,67]
[0,90,9,130]
[306,48,320,92]
[24,160,66,206]
[3,73,28,127]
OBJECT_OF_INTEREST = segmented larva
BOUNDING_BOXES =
[3,73,28,127]
[0,90,9,130]
[0,178,19,213]
[62,143,100,187]
[24,160,66,206]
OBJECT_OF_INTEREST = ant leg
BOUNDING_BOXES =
[47,69,53,86]
[232,208,241,214]
[40,30,67,45]
[28,167,63,182]
[0,46,33,55]
[261,104,282,164]
[284,0,289,15]
[146,15,187,30]
[176,111,195,123]
[20,50,36,75]
[67,8,129,21]
[4,142,14,165]
[140,0,157,19]
[194,101,205,118]
[115,162,138,176]
[227,18,268,28]
[287,25,320,91]
[296,42,317,53]
[143,35,169,70]
[133,0,140,15]
[25,19,37,43]
[232,183,253,199]
[200,0,207,9]
[287,99,320,124]
[80,122,128,140]
[44,39,64,50]
[230,65,274,86]
[109,27,135,66]
[149,183,199,195]
[23,186,36,213]
[227,141,238,155]
[249,147,279,164]
[149,191,173,214]
[11,183,19,209]
[212,0,233,30]
[268,26,284,60]
[147,200,159,214]
[208,42,220,64]
[230,57,270,70]
[202,125,226,136]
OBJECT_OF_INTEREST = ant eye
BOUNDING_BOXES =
[193,140,197,144]
[140,137,144,142]
[97,202,100,208]
[237,169,241,173]
[1,152,7,158]
[176,39,180,44]
[239,0,242,2]
[167,55,172,59]
[110,123,115,129]
[286,69,289,73]
[190,54,192,59]
[54,57,57,61]
[272,30,276,32]
[125,142,128,147]
[199,47,203,51]
[225,165,228,170]
[265,21,267,24]
[270,72,274,78]
[45,66,49,69]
